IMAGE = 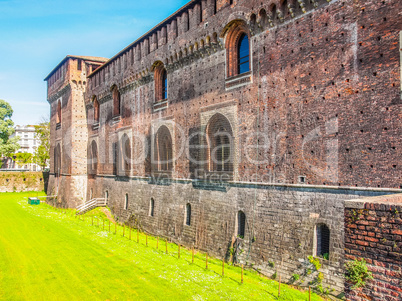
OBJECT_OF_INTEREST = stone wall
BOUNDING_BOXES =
[345,194,402,301]
[0,172,47,192]
[89,175,400,294]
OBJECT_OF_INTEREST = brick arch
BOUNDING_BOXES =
[153,61,167,102]
[223,20,251,78]
[206,113,234,173]
[92,96,99,122]
[154,125,173,172]
[110,85,120,116]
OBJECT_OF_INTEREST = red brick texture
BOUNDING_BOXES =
[345,195,402,301]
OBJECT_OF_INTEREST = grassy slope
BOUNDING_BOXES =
[0,192,323,301]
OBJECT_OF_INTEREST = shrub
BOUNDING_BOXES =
[345,259,373,289]
[292,273,300,281]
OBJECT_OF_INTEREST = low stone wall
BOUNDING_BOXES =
[0,172,48,192]
[344,194,402,301]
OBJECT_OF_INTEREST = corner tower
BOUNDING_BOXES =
[44,55,108,207]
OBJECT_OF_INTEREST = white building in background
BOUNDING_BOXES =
[6,125,43,171]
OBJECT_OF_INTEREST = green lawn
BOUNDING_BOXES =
[0,192,323,301]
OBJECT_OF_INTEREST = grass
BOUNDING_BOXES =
[0,192,324,300]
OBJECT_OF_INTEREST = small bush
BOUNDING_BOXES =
[345,259,373,289]
[308,256,321,271]
[292,274,300,281]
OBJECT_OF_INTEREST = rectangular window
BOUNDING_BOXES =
[77,59,82,71]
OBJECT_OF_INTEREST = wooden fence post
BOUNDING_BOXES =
[165,239,168,254]
[156,237,159,249]
[241,264,244,284]
[129,227,131,240]
[146,234,148,246]
[206,253,208,269]
[222,260,225,277]
[278,275,281,297]
[178,245,180,259]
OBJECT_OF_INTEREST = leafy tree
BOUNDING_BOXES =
[0,99,19,157]
[14,152,33,167]
[33,121,50,170]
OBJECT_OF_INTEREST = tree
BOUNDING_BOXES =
[0,99,19,157]
[33,121,50,170]
[14,152,33,167]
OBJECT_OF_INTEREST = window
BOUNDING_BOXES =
[149,198,155,217]
[316,224,330,258]
[237,211,246,238]
[105,191,108,203]
[124,193,128,210]
[185,203,191,226]
[113,141,118,175]
[93,96,99,123]
[207,113,233,173]
[121,134,131,177]
[154,62,168,102]
[238,34,250,74]
[111,85,121,116]
[225,21,251,78]
[213,0,217,14]
[77,59,82,71]
[154,125,173,172]
[89,140,98,175]
[56,99,62,125]
[90,188,93,200]
[54,144,61,177]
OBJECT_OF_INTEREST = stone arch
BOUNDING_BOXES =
[154,125,173,172]
[206,113,234,173]
[223,20,251,77]
[110,85,120,116]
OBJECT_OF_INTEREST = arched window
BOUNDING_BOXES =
[112,85,120,116]
[124,193,129,210]
[121,134,131,177]
[225,21,251,77]
[185,203,191,226]
[149,198,155,217]
[207,114,233,173]
[153,62,168,102]
[316,224,330,258]
[154,125,173,172]
[105,190,109,203]
[237,34,250,74]
[56,99,62,125]
[93,96,99,123]
[54,144,61,177]
[237,211,246,237]
[89,140,98,175]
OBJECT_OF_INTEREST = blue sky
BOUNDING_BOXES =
[0,0,188,125]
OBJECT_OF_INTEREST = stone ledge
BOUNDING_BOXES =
[344,194,402,208]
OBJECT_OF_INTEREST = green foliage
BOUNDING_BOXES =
[0,99,19,157]
[33,121,50,169]
[322,253,329,260]
[14,152,33,166]
[345,259,373,289]
[268,261,275,268]
[272,271,277,280]
[292,274,300,281]
[308,256,321,271]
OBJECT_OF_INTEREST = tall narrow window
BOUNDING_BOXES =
[238,34,250,74]
[54,144,61,177]
[149,198,155,217]
[316,224,330,258]
[237,211,246,237]
[77,59,82,71]
[56,100,61,125]
[112,86,120,116]
[89,140,98,175]
[122,134,131,177]
[162,69,167,100]
[93,97,99,123]
[207,113,233,173]
[113,141,118,175]
[154,125,173,172]
[185,203,191,226]
[105,191,109,203]
[124,193,128,210]
[213,0,217,14]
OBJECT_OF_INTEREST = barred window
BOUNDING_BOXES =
[207,113,233,172]
[185,203,191,226]
[154,125,173,171]
[316,224,330,258]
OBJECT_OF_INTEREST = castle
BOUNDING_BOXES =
[44,0,402,295]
